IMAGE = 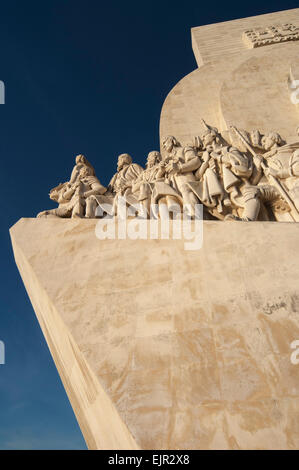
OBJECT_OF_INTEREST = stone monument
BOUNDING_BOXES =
[10,8,299,449]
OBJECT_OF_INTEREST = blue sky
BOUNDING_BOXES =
[1,0,298,450]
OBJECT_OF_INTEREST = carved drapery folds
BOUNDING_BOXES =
[37,122,299,222]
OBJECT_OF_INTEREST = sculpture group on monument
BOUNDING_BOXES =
[38,121,299,223]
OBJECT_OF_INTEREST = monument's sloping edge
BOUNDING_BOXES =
[9,219,139,450]
[9,218,299,449]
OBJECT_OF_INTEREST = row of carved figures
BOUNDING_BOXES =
[37,120,299,222]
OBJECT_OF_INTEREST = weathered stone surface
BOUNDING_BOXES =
[160,8,299,146]
[10,218,299,449]
[38,11,299,226]
[10,7,299,451]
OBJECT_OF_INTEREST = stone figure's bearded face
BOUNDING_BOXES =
[162,137,175,153]
[262,132,283,151]
[117,154,132,171]
[147,151,161,168]
[262,136,276,151]
[49,189,59,201]
[202,130,217,148]
[49,183,65,201]
[261,134,276,151]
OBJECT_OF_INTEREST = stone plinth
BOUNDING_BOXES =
[10,218,299,449]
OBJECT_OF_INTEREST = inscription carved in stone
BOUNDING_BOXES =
[243,23,299,48]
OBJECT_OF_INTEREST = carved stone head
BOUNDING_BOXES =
[117,153,132,171]
[262,132,283,151]
[146,151,161,168]
[75,154,87,164]
[49,182,66,201]
[201,128,219,148]
[75,154,95,175]
[162,136,181,153]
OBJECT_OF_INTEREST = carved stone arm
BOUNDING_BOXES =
[264,167,290,179]
[195,161,209,180]
[84,181,107,198]
[263,147,279,159]
[178,156,201,173]
[277,168,292,179]
[107,174,117,192]
[156,166,166,179]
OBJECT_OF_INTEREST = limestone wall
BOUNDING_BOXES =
[160,8,299,147]
[10,218,299,449]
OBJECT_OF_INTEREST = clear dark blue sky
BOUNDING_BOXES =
[1,0,297,450]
